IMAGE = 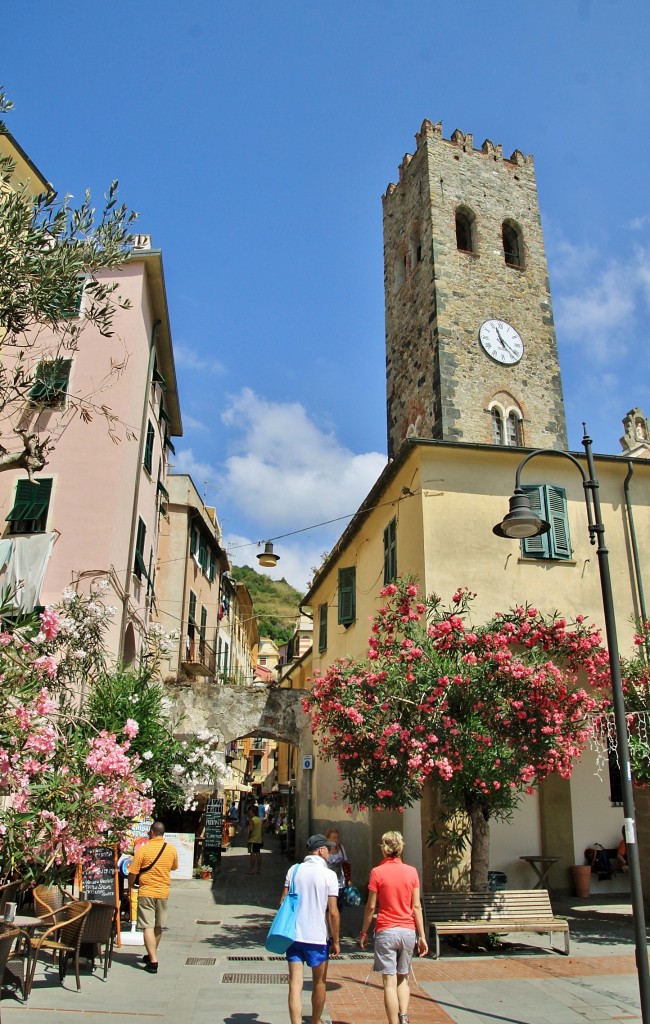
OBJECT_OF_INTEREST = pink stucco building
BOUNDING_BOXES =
[0,131,181,661]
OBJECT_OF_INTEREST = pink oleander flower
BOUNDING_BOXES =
[123,718,139,739]
[33,655,57,680]
[39,608,59,641]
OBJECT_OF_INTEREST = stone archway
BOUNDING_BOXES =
[165,680,313,850]
[165,680,309,749]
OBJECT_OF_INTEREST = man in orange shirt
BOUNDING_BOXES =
[128,822,179,974]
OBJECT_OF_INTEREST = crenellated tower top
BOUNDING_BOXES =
[384,119,534,198]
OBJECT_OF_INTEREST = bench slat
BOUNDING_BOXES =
[422,890,570,959]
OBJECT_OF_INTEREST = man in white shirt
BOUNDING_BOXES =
[281,834,340,1024]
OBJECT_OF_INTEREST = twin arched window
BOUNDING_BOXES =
[491,404,523,447]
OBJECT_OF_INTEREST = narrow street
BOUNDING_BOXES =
[2,833,644,1024]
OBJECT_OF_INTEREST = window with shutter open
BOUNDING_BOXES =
[6,478,52,533]
[521,484,571,560]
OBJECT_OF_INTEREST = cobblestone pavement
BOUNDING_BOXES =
[1,834,646,1024]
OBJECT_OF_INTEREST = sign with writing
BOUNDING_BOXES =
[204,798,223,852]
[81,846,118,905]
[167,832,195,880]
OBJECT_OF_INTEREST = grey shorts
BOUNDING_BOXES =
[373,927,417,976]
[137,896,168,930]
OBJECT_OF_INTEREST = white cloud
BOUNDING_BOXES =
[171,448,218,489]
[182,414,210,433]
[553,244,650,363]
[174,343,225,375]
[219,388,387,529]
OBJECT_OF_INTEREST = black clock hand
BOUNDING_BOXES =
[495,327,517,358]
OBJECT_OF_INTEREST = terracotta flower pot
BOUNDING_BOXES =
[571,864,591,898]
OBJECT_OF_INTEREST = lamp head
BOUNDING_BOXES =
[493,487,551,540]
[257,540,280,568]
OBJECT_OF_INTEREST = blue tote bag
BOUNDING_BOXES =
[265,865,300,953]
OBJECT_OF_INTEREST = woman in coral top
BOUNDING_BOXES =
[359,831,428,1024]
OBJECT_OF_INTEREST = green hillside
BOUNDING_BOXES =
[231,565,304,646]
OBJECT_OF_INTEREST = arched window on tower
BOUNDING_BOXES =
[492,408,504,445]
[506,411,523,446]
[502,220,524,269]
[409,222,422,269]
[455,207,476,254]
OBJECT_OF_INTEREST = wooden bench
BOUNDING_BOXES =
[422,890,570,959]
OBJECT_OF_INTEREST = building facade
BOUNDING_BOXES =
[303,438,650,895]
[0,128,182,661]
[154,474,229,681]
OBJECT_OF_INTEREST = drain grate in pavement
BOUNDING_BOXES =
[227,956,265,961]
[347,953,374,960]
[195,919,222,925]
[222,973,289,984]
[186,957,217,966]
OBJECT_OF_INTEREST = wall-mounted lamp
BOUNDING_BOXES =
[257,541,280,568]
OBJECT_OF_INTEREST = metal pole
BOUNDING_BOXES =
[582,429,650,1022]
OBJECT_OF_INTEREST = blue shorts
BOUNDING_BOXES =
[286,940,329,967]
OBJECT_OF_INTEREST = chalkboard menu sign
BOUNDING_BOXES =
[204,798,223,853]
[81,846,118,905]
[203,798,223,869]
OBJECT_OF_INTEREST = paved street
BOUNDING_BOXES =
[2,835,647,1024]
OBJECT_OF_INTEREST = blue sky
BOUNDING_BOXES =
[5,1,650,590]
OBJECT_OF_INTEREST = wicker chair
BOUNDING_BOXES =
[23,900,91,997]
[32,885,73,919]
[0,882,21,919]
[80,902,117,980]
[0,926,21,1020]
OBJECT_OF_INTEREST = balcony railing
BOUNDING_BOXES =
[180,634,217,677]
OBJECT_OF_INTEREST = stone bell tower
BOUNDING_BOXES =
[383,119,567,459]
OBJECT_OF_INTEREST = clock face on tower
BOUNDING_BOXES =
[478,319,524,365]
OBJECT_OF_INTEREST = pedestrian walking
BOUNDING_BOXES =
[128,821,179,974]
[281,833,340,1024]
[247,808,263,874]
[359,830,428,1024]
[325,827,350,909]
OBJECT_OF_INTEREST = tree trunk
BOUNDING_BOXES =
[468,802,490,892]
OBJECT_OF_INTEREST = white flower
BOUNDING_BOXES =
[142,750,153,761]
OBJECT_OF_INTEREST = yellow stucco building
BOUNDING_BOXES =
[300,437,650,895]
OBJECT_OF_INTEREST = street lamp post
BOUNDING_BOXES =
[494,426,650,1024]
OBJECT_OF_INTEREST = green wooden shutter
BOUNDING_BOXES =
[521,485,550,559]
[143,422,155,473]
[29,359,72,404]
[188,591,197,628]
[338,567,356,626]
[134,518,147,578]
[318,603,328,652]
[6,478,52,531]
[200,606,207,641]
[547,485,571,559]
[383,517,397,584]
